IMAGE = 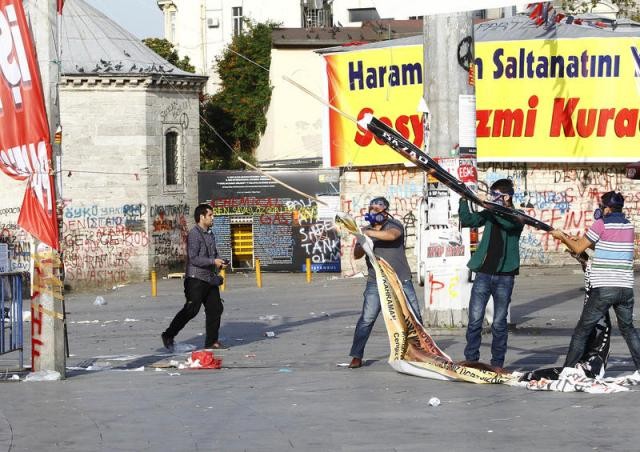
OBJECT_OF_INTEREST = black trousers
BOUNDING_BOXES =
[164,277,223,347]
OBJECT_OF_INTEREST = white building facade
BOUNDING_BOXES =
[156,0,435,93]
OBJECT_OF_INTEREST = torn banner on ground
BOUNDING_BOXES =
[336,212,517,384]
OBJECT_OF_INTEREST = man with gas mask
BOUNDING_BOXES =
[347,197,423,369]
[458,179,524,371]
[551,191,640,375]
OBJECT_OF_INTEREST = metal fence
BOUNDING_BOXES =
[1,273,24,369]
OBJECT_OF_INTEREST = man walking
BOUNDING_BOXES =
[459,178,524,370]
[161,203,228,351]
[551,191,640,373]
[348,197,423,369]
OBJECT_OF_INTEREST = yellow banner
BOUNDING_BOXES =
[475,37,640,162]
[323,45,424,167]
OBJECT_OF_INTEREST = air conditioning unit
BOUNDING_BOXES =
[207,17,220,28]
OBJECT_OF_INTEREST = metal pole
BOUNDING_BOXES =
[255,258,262,288]
[219,268,226,292]
[151,270,157,297]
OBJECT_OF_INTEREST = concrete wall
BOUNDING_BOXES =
[256,48,325,163]
[0,189,31,273]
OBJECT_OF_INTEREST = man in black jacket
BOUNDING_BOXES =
[161,203,228,351]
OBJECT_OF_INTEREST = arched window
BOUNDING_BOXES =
[165,130,180,186]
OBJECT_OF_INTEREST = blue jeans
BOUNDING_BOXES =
[565,287,640,370]
[350,279,423,359]
[464,272,515,367]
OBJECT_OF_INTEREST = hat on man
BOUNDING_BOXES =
[369,197,390,210]
[601,191,624,208]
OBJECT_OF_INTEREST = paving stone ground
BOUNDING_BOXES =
[1,268,639,451]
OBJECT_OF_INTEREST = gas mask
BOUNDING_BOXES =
[364,199,389,226]
[489,190,508,206]
[364,210,388,226]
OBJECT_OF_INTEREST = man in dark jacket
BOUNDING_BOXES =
[458,179,523,369]
[161,203,228,351]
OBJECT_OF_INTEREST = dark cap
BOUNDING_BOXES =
[369,197,390,209]
[601,191,624,208]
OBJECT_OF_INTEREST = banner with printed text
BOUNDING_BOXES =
[323,44,424,167]
[0,0,59,249]
[475,37,640,162]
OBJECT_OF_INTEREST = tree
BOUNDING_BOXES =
[142,38,196,73]
[200,21,277,170]
[560,0,640,20]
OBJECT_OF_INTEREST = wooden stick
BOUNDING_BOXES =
[282,75,358,124]
[237,157,329,206]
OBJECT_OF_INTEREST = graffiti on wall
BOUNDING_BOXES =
[150,204,189,269]
[60,202,189,287]
[211,196,340,272]
[340,167,425,275]
[298,220,341,271]
[0,214,31,272]
[62,204,148,286]
[479,163,640,265]
[159,99,191,128]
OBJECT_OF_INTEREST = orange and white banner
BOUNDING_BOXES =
[475,37,640,162]
[322,44,424,167]
[0,0,59,249]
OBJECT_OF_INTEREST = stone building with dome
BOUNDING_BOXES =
[0,0,207,290]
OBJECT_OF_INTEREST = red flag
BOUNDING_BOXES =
[57,0,64,15]
[0,0,59,250]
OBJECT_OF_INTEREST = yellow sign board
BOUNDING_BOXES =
[323,45,424,167]
[475,37,640,162]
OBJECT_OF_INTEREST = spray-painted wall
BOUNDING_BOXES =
[0,206,31,273]
[339,166,425,276]
[338,163,640,279]
[478,162,640,266]
[59,81,200,290]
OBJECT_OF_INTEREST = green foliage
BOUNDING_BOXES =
[142,38,196,73]
[560,0,638,19]
[200,21,277,170]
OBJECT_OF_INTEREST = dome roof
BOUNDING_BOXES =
[60,0,203,78]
